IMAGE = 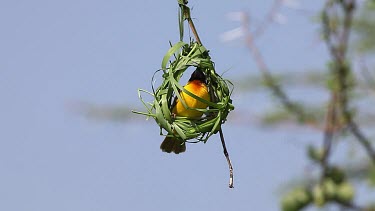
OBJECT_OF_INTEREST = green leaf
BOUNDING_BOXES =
[336,182,354,203]
[281,187,311,211]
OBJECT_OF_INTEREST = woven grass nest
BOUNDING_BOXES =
[135,41,234,143]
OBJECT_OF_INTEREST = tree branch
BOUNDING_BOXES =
[321,93,338,177]
[241,12,309,123]
[348,121,375,164]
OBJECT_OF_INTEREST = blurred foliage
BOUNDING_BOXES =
[72,102,136,122]
[353,1,375,53]
[281,177,355,211]
[234,71,327,91]
[261,106,323,125]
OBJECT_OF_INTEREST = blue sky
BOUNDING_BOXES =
[0,0,339,210]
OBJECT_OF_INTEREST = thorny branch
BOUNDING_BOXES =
[323,0,375,165]
[319,0,374,210]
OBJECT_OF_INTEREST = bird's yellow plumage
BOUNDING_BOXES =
[160,68,210,154]
[173,80,210,118]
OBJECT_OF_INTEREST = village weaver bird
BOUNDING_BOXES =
[160,68,210,154]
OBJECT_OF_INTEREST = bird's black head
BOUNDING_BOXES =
[188,67,206,83]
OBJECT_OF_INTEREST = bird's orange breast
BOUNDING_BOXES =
[173,80,210,118]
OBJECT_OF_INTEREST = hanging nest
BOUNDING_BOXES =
[135,41,234,143]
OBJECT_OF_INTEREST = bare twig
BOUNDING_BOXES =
[219,128,234,188]
[186,12,202,45]
[179,2,202,45]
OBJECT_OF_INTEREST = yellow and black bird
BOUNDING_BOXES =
[160,68,210,154]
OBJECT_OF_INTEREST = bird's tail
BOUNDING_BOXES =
[160,137,186,154]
